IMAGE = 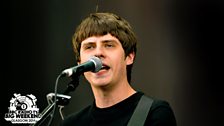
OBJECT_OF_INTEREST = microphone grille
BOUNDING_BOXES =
[89,56,102,72]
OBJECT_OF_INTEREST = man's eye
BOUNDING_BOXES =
[85,45,94,50]
[105,44,114,48]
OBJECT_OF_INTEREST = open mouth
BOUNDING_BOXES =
[100,64,110,70]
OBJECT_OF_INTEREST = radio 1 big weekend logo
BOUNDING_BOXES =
[5,93,41,124]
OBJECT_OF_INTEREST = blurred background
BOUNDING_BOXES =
[3,0,223,125]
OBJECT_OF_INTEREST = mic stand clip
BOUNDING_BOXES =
[30,93,71,126]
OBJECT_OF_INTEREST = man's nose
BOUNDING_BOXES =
[94,46,105,58]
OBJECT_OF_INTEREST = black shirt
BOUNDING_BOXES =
[61,92,176,126]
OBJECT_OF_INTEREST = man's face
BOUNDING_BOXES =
[79,33,134,88]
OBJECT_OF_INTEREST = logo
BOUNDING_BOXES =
[5,93,41,124]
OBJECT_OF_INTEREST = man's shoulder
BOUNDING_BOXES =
[142,95,171,109]
[61,105,92,126]
[67,105,92,118]
[143,95,177,126]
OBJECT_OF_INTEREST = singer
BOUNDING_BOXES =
[61,12,176,126]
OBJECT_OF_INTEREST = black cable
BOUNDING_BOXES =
[46,73,63,126]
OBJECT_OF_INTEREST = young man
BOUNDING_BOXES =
[61,12,176,126]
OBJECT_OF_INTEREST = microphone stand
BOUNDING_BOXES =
[31,75,80,126]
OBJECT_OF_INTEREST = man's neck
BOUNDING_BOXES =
[92,82,136,108]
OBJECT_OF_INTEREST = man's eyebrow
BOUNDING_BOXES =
[82,39,118,44]
[81,41,95,46]
[102,39,118,43]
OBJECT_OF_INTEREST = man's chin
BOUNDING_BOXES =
[91,80,111,88]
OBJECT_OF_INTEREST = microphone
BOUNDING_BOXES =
[61,56,102,77]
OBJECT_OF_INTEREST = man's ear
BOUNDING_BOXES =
[126,52,135,65]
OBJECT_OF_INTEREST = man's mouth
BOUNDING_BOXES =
[100,64,110,71]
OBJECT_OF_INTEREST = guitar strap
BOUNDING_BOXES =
[127,95,154,126]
